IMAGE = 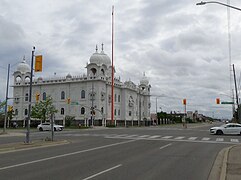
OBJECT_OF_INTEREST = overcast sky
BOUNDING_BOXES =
[1,0,241,119]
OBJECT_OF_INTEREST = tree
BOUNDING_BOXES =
[31,96,58,122]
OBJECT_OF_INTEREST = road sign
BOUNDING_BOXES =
[221,102,234,104]
[71,102,79,105]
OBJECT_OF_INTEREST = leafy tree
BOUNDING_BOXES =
[31,96,58,122]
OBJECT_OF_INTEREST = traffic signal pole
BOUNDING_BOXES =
[233,64,240,123]
[3,64,10,134]
[26,47,35,143]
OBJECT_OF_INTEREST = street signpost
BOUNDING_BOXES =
[221,102,234,104]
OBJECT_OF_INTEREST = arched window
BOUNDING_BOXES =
[118,109,120,116]
[81,107,85,115]
[81,90,85,99]
[61,108,65,115]
[43,92,46,100]
[24,109,28,116]
[114,109,117,116]
[15,109,18,115]
[25,93,28,101]
[61,91,65,100]
[101,107,104,114]
[118,95,121,102]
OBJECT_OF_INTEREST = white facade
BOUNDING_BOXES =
[12,46,151,126]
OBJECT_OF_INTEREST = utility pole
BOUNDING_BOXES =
[26,47,35,143]
[3,64,10,134]
[232,64,240,123]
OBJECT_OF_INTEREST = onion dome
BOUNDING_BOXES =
[89,44,111,66]
[140,72,149,85]
[16,57,31,74]
[66,73,72,79]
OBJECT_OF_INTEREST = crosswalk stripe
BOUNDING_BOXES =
[188,137,198,140]
[125,135,138,138]
[174,136,185,140]
[149,135,161,139]
[202,137,210,141]
[139,135,150,138]
[230,139,239,143]
[216,138,224,142]
[162,136,173,139]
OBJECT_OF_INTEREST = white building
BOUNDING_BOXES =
[12,45,151,126]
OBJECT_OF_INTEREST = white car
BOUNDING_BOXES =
[210,123,241,135]
[37,123,64,131]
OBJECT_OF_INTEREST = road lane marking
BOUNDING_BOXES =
[139,135,150,138]
[162,136,172,139]
[174,136,185,140]
[0,140,136,171]
[160,143,172,150]
[82,164,122,180]
[216,138,224,142]
[188,137,197,140]
[149,135,161,139]
[201,137,210,141]
[230,139,239,143]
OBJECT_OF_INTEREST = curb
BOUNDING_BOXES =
[0,139,69,154]
[209,145,234,180]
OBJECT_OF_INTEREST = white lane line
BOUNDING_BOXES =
[202,137,210,141]
[0,139,136,171]
[149,135,161,139]
[125,135,138,138]
[160,143,172,150]
[216,138,224,142]
[139,135,150,138]
[162,136,172,139]
[82,164,122,180]
[188,137,198,140]
[230,139,239,143]
[174,136,185,140]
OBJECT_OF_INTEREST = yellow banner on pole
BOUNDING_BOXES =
[35,55,42,72]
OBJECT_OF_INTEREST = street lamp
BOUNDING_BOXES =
[196,1,241,11]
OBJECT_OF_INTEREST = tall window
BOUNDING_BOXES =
[61,108,65,115]
[15,109,18,115]
[118,95,121,102]
[43,92,46,100]
[118,109,120,116]
[25,93,28,101]
[81,90,85,99]
[81,107,85,115]
[129,111,132,116]
[115,94,117,102]
[61,91,65,100]
[24,109,28,116]
[101,107,104,114]
[114,109,116,116]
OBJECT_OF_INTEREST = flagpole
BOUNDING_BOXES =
[111,5,114,125]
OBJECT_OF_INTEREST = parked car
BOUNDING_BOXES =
[37,123,64,131]
[210,123,241,135]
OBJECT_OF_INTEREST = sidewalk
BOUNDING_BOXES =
[209,144,241,180]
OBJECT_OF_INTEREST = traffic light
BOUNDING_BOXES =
[216,98,220,104]
[8,106,13,112]
[36,93,40,102]
[67,98,70,104]
[182,99,186,105]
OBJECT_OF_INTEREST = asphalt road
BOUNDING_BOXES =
[0,122,240,180]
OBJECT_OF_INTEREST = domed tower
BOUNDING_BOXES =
[139,72,151,95]
[13,57,31,85]
[87,44,112,79]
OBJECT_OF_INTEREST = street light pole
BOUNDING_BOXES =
[196,1,241,11]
